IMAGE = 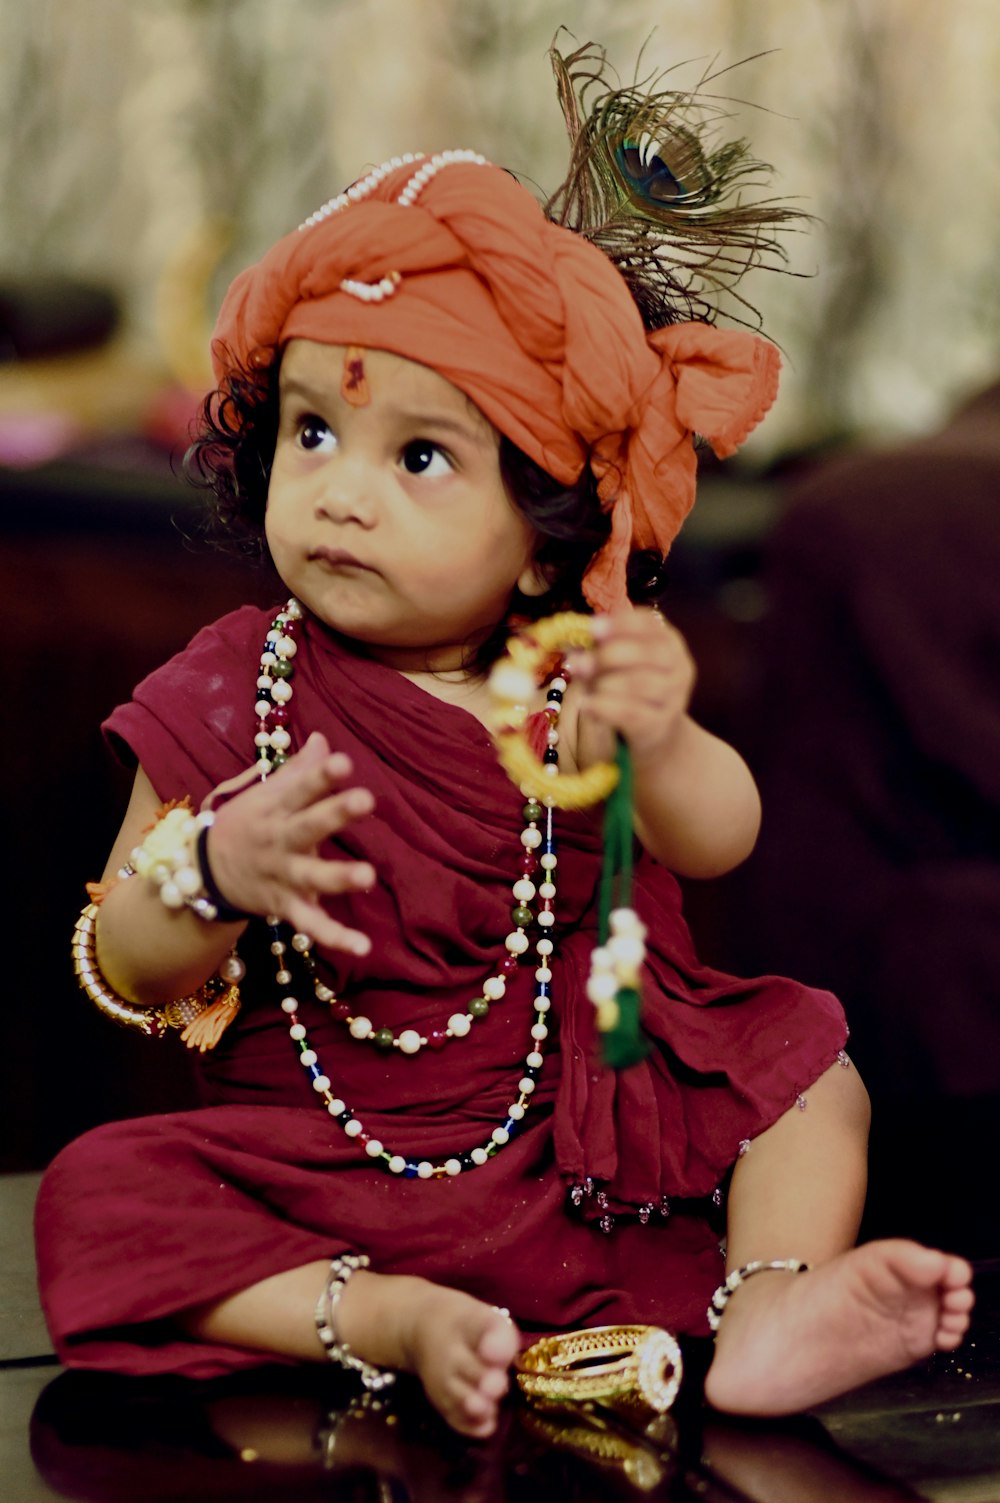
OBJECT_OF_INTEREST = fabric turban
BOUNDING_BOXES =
[212,153,780,612]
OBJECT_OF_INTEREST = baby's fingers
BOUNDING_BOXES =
[277,854,375,956]
[291,786,375,848]
[281,893,372,958]
[267,738,359,813]
[289,852,376,899]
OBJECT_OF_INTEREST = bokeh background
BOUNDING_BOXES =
[5,0,1000,451]
[5,0,1000,1258]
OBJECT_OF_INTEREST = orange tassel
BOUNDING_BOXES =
[85,876,121,906]
[179,986,241,1053]
[142,796,193,836]
[85,794,195,903]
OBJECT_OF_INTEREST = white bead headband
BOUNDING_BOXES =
[298,150,490,304]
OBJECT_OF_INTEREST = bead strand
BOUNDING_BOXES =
[313,674,568,1059]
[396,150,489,207]
[298,150,490,230]
[299,155,425,230]
[294,789,553,1058]
[250,599,563,1178]
[273,917,553,1178]
[253,602,302,776]
[297,150,490,305]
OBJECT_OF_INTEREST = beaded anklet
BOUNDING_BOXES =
[314,1254,395,1392]
[706,1258,810,1333]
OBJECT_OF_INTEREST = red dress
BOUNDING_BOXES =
[36,605,846,1376]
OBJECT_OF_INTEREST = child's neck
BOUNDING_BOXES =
[400,666,496,721]
[353,640,481,681]
[332,630,496,722]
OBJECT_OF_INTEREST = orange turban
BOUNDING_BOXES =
[212,152,780,612]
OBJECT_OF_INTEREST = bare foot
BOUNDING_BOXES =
[400,1284,519,1439]
[337,1273,519,1439]
[704,1239,975,1415]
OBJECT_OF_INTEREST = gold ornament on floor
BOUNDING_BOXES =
[519,1402,677,1492]
[515,1324,683,1416]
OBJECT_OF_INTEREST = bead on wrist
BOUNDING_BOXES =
[131,805,248,923]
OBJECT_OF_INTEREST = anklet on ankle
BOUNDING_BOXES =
[707,1258,809,1333]
[314,1254,395,1392]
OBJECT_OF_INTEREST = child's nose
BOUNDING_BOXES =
[314,456,377,526]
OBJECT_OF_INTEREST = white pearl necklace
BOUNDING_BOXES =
[252,601,560,1178]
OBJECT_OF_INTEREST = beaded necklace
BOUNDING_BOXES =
[252,601,561,1179]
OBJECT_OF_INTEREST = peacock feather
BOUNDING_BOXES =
[545,38,806,330]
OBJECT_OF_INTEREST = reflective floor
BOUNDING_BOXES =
[5,1173,999,1503]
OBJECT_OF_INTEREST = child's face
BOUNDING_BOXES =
[266,340,540,672]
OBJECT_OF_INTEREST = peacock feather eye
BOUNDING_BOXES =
[616,137,687,203]
[546,38,805,326]
[614,123,714,208]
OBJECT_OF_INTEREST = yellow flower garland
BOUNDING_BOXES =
[488,612,618,810]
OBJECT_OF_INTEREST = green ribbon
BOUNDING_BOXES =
[596,737,649,1069]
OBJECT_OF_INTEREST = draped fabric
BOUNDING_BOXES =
[36,606,845,1376]
[212,159,780,610]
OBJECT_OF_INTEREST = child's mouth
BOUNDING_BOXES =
[309,547,375,571]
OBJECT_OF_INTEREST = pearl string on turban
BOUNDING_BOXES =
[211,151,780,612]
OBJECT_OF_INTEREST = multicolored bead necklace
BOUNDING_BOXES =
[251,600,561,1178]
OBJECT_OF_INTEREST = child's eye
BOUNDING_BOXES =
[400,440,451,477]
[297,416,336,452]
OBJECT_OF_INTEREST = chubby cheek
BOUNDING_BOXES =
[443,559,520,624]
[262,510,299,586]
[262,511,282,560]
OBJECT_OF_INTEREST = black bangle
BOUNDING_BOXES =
[196,820,252,924]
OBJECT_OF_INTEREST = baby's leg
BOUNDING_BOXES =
[704,1059,975,1415]
[179,1262,518,1438]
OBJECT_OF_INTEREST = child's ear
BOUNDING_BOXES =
[517,557,553,598]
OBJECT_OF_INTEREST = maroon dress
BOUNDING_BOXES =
[36,605,846,1376]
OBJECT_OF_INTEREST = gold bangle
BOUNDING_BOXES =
[515,1324,683,1414]
[489,612,619,811]
[72,904,168,1037]
[71,902,242,1050]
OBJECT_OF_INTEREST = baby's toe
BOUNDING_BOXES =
[478,1316,519,1367]
[943,1256,974,1289]
[461,1386,493,1421]
[478,1364,510,1401]
[458,1387,501,1438]
[942,1284,975,1314]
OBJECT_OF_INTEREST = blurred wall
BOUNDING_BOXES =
[4,0,1000,455]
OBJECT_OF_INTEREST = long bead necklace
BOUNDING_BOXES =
[251,600,561,1177]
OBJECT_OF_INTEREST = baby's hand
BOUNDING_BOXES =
[569,607,695,765]
[203,732,376,955]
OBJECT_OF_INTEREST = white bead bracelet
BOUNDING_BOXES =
[707,1257,809,1333]
[314,1254,396,1392]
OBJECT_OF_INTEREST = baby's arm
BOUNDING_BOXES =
[569,609,761,878]
[95,733,376,1005]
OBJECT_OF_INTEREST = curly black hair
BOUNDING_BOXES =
[184,348,666,670]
